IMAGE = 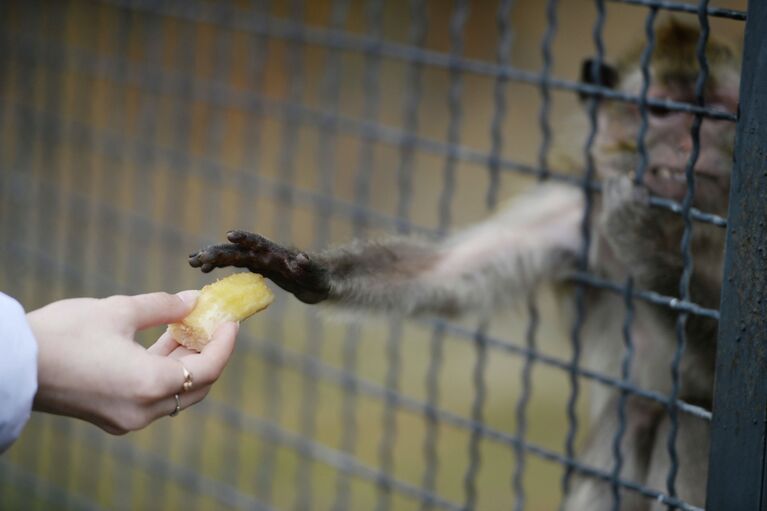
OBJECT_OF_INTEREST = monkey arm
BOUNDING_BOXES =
[599,177,683,290]
[189,184,585,317]
[600,176,723,313]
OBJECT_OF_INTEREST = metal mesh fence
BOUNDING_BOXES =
[0,1,750,510]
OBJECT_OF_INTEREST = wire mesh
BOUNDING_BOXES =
[0,1,750,510]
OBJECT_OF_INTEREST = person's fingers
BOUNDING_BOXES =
[147,329,180,355]
[146,385,211,422]
[119,290,198,330]
[168,344,197,360]
[177,322,239,387]
[149,322,239,398]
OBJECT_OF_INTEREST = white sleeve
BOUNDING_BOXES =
[0,292,38,453]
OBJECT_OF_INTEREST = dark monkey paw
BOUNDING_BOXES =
[188,230,330,304]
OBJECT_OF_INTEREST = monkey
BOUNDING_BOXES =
[188,19,740,511]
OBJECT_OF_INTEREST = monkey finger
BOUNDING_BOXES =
[226,230,272,251]
[188,243,252,271]
[225,229,253,243]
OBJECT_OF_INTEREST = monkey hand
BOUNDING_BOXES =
[600,176,662,265]
[188,230,330,305]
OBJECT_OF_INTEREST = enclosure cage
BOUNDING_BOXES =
[1,0,765,510]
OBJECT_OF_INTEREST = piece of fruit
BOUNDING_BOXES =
[168,272,274,351]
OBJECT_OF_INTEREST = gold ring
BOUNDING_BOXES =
[181,363,193,393]
[169,393,181,417]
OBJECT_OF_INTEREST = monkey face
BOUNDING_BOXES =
[581,19,740,216]
[593,73,737,216]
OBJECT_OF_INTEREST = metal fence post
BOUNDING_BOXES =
[706,2,767,509]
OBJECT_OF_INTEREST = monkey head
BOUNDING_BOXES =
[585,18,740,216]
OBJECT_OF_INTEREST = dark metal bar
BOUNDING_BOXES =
[395,0,427,234]
[420,322,447,510]
[159,10,206,509]
[25,3,71,507]
[256,0,307,503]
[79,8,136,505]
[200,5,235,245]
[611,7,657,508]
[666,2,710,503]
[611,279,636,510]
[437,0,469,235]
[705,0,767,508]
[632,7,657,185]
[570,271,719,320]
[293,1,350,508]
[332,321,361,511]
[352,0,384,236]
[334,1,384,507]
[537,0,559,183]
[562,0,605,500]
[222,0,272,492]
[31,0,66,307]
[487,0,515,209]
[376,321,404,511]
[607,0,746,20]
[463,321,489,510]
[513,297,539,511]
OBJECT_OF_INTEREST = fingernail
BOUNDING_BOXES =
[176,290,199,307]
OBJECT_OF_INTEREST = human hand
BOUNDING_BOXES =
[26,291,239,434]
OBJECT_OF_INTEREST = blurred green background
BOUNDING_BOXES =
[0,1,745,510]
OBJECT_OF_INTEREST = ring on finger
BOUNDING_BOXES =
[180,363,193,393]
[169,393,181,417]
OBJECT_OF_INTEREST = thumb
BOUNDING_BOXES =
[125,291,199,330]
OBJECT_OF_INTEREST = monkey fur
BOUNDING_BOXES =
[189,20,740,511]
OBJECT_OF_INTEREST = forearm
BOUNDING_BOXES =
[317,237,456,316]
[318,236,578,317]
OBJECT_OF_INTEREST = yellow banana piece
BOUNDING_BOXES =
[168,272,274,351]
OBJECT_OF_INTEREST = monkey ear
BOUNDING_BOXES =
[579,58,618,102]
